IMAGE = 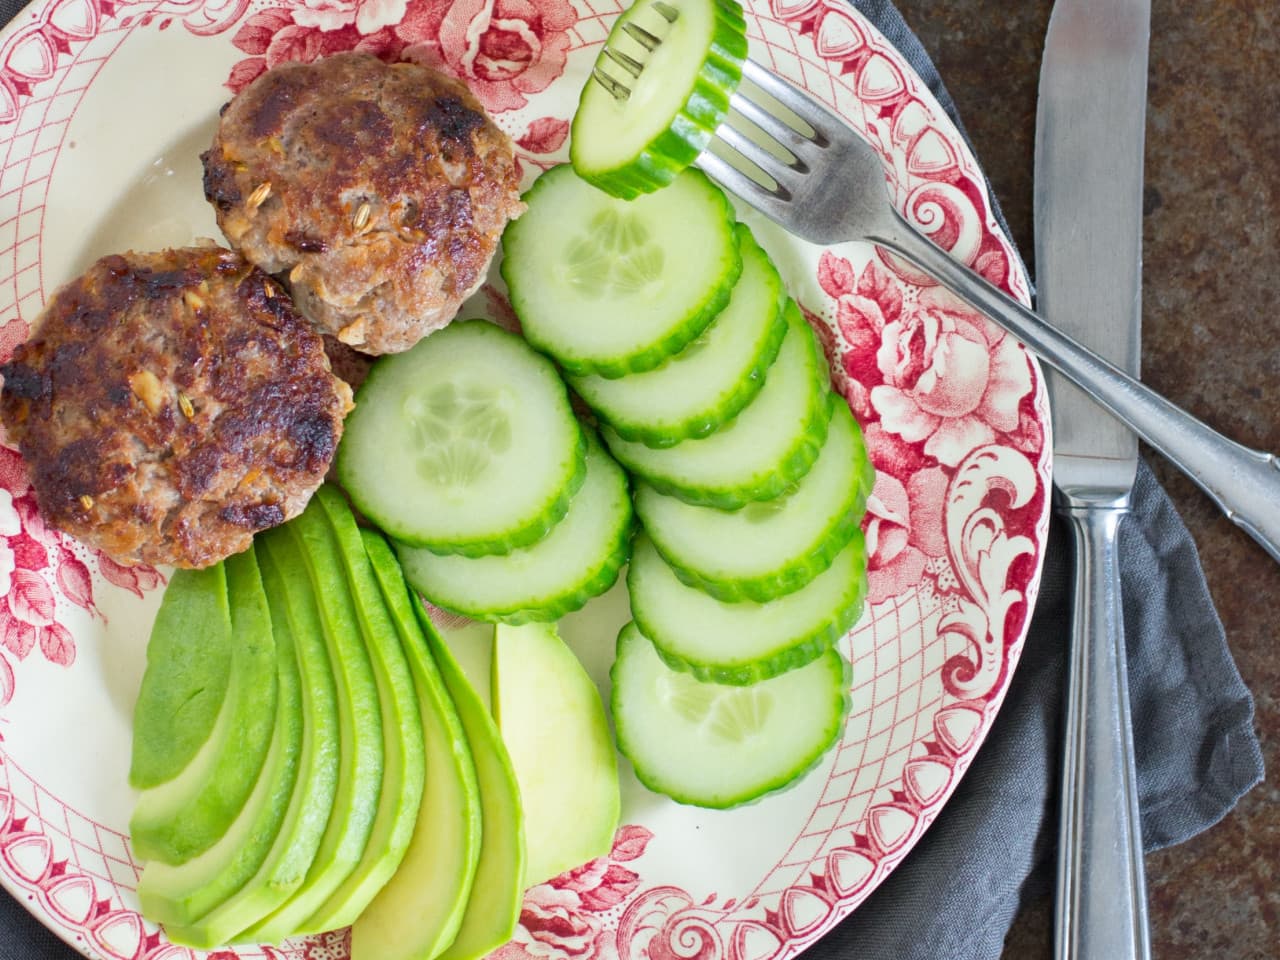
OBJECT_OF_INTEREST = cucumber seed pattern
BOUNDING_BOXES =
[660,670,773,743]
[564,209,665,298]
[405,382,513,488]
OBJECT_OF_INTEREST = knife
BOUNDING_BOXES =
[1034,1,1153,959]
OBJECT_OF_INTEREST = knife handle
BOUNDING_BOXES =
[873,211,1280,565]
[1055,492,1151,960]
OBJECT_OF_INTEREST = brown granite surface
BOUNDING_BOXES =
[890,0,1278,956]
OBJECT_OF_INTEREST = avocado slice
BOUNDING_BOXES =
[130,555,279,865]
[129,565,232,790]
[415,613,528,960]
[299,487,426,933]
[242,496,385,944]
[350,532,485,960]
[436,620,495,713]
[146,535,342,946]
[137,546,302,934]
[492,621,620,887]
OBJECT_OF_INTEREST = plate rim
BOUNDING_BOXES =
[0,1,1052,958]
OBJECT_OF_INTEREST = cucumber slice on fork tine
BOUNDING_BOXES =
[571,0,747,198]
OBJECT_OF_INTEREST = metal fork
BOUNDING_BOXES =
[592,39,1280,563]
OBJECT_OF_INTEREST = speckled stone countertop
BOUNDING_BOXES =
[888,0,1278,955]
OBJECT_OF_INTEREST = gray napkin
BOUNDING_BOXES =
[0,1,1262,958]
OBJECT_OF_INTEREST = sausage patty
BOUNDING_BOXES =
[202,52,525,355]
[0,246,353,569]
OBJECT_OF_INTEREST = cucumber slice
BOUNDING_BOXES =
[635,396,873,601]
[611,623,848,809]
[397,433,633,624]
[568,223,787,447]
[337,320,586,556]
[628,531,867,685]
[571,0,748,199]
[603,302,830,509]
[501,164,742,377]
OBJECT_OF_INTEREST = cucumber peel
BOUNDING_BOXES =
[502,164,742,378]
[611,623,849,809]
[634,396,873,602]
[628,531,868,685]
[571,0,748,198]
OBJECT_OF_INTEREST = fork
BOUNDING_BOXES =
[592,45,1280,563]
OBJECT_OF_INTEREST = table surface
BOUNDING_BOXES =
[888,0,1278,956]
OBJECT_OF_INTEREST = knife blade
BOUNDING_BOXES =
[1033,1,1152,959]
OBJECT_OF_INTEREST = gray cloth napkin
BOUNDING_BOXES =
[0,0,1262,958]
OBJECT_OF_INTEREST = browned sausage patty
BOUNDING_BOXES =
[203,52,525,355]
[0,246,354,569]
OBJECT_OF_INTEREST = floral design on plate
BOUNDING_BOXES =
[0,1,1051,959]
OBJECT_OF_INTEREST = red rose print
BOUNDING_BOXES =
[515,885,607,960]
[494,824,654,960]
[227,5,406,92]
[0,606,34,661]
[397,0,577,113]
[0,446,27,496]
[55,548,96,615]
[97,554,165,599]
[870,288,1031,467]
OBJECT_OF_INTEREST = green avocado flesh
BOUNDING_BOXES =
[151,535,345,947]
[129,565,232,790]
[140,545,304,941]
[300,488,426,934]
[492,621,620,887]
[409,614,527,960]
[130,553,278,866]
[241,496,385,944]
[351,533,485,960]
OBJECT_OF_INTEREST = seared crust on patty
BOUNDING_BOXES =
[203,52,525,355]
[0,246,354,569]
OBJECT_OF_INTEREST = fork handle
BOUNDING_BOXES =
[1055,491,1151,960]
[871,212,1280,564]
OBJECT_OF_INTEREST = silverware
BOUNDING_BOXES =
[593,35,1280,562]
[1034,0,1151,957]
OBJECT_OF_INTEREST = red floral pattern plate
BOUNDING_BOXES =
[0,1,1051,958]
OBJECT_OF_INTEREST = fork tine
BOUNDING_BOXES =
[592,67,631,100]
[694,149,793,219]
[604,46,644,78]
[713,120,808,182]
[740,60,832,147]
[729,89,824,160]
[622,21,661,51]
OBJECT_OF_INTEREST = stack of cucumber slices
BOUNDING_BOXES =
[501,161,875,807]
[336,320,634,625]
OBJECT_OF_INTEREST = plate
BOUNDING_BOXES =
[0,1,1051,958]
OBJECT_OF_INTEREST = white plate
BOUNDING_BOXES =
[0,1,1050,958]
